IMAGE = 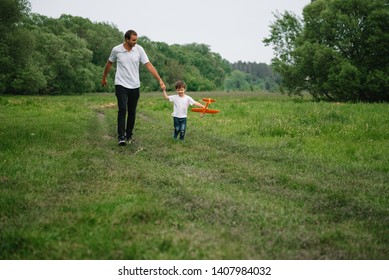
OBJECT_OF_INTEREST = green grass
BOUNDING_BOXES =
[0,92,388,259]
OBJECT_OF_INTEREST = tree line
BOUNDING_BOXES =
[2,0,387,102]
[0,0,277,95]
[227,61,281,92]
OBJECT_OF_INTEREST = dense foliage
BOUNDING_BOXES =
[228,61,280,92]
[0,0,239,94]
[137,39,232,92]
[264,0,389,102]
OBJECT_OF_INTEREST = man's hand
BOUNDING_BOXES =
[159,80,166,91]
[102,60,112,87]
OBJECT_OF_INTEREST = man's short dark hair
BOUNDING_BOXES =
[124,30,137,39]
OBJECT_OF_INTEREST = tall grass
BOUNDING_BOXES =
[0,92,388,259]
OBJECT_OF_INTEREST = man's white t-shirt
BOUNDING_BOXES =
[168,95,196,118]
[108,44,149,89]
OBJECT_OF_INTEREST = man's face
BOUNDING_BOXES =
[126,35,138,47]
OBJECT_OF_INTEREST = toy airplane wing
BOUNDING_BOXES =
[202,98,216,103]
[191,108,220,114]
[191,97,220,115]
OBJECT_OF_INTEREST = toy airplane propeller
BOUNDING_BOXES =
[191,98,220,115]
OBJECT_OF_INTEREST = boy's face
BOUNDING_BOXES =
[176,86,186,96]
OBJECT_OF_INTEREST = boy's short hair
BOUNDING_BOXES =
[175,81,186,89]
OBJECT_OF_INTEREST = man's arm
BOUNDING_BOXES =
[144,62,166,90]
[101,60,113,87]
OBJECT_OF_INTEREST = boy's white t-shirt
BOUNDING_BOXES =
[108,44,149,89]
[168,95,196,118]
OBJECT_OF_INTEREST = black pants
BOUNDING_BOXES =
[115,85,140,139]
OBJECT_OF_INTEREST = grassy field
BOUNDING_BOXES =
[0,91,388,260]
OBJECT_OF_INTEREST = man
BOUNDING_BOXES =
[102,30,165,145]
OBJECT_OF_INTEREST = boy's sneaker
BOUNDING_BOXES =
[118,136,126,146]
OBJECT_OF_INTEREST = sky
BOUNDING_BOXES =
[28,0,311,64]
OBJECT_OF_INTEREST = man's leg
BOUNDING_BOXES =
[126,88,140,140]
[115,85,128,143]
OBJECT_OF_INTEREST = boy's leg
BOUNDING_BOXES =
[179,118,187,140]
[173,117,180,139]
[126,88,140,140]
[115,85,128,141]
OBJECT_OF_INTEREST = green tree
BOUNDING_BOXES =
[0,0,30,32]
[0,0,32,92]
[8,29,47,94]
[224,70,251,91]
[26,13,120,93]
[35,30,95,94]
[264,0,389,102]
[232,61,280,91]
[57,14,122,66]
[138,39,231,92]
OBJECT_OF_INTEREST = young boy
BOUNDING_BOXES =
[163,81,205,140]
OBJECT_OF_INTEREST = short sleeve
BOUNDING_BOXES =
[137,45,150,65]
[188,96,196,105]
[108,47,117,62]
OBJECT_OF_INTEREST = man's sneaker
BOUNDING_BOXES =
[127,138,134,144]
[118,136,126,146]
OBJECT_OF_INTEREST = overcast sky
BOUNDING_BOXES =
[28,0,311,64]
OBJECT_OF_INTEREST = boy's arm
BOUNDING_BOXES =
[163,89,169,100]
[194,101,205,108]
[193,101,206,118]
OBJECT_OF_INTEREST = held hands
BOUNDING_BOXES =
[159,80,166,91]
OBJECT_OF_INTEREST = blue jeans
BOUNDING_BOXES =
[173,117,187,140]
[115,85,140,139]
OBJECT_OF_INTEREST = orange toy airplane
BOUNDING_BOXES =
[191,98,220,115]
